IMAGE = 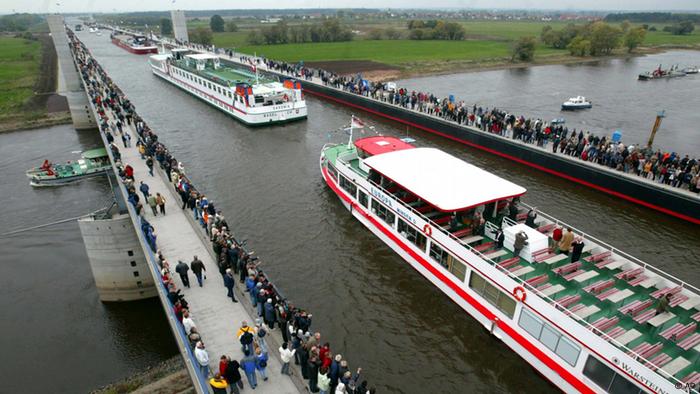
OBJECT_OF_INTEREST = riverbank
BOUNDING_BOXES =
[315,45,698,81]
[0,33,70,132]
[91,357,193,394]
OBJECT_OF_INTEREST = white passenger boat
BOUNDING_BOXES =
[148,50,307,126]
[320,129,700,394]
[562,96,592,111]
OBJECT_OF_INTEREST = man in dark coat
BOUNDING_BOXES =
[190,255,206,287]
[223,269,238,303]
[175,260,190,288]
[222,357,243,394]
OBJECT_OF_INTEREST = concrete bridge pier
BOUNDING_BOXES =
[47,15,96,130]
[78,209,157,302]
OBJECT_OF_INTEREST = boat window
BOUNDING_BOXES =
[583,356,643,394]
[338,175,358,198]
[469,272,516,318]
[430,243,466,281]
[371,199,395,227]
[326,162,338,181]
[358,191,369,209]
[518,309,581,367]
[254,95,264,104]
[398,219,427,252]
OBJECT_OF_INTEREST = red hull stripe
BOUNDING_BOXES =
[321,166,595,394]
[309,88,700,225]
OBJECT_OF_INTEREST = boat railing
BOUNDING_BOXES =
[521,202,700,296]
[334,152,687,387]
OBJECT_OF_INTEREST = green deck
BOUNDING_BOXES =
[173,59,276,87]
[323,142,700,385]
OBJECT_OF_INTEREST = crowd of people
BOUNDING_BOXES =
[187,42,700,194]
[70,30,377,394]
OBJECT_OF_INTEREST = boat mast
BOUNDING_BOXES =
[647,110,666,149]
[347,116,354,148]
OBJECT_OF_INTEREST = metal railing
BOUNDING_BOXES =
[67,30,209,394]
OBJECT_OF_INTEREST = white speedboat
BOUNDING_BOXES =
[683,66,699,75]
[561,96,592,111]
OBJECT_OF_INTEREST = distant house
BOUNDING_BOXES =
[260,18,282,24]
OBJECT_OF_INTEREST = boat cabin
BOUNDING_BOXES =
[185,53,220,71]
[355,136,527,237]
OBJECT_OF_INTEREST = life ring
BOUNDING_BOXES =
[513,286,527,302]
[283,94,289,102]
[423,224,432,236]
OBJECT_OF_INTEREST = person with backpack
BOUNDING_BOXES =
[145,155,154,176]
[255,319,269,354]
[240,350,257,389]
[255,347,269,382]
[237,321,255,355]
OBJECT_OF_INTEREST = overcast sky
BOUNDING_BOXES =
[2,0,699,14]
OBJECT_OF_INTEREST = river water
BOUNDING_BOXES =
[3,32,699,394]
[397,50,700,155]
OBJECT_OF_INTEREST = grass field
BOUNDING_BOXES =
[0,36,42,119]
[227,39,564,66]
[200,18,699,76]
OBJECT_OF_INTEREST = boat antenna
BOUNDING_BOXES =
[347,115,354,148]
[254,52,259,84]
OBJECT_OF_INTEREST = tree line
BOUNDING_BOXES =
[246,19,353,45]
[404,20,466,40]
[541,21,648,56]
[0,14,44,32]
[604,12,700,24]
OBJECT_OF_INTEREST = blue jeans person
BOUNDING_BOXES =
[257,366,267,380]
[281,362,290,375]
[194,272,203,287]
[199,364,209,379]
[245,370,257,388]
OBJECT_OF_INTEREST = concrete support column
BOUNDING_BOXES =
[170,10,189,43]
[47,15,96,130]
[78,212,156,302]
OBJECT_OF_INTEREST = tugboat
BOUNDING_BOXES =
[561,96,592,111]
[638,65,686,80]
[27,148,111,186]
[320,124,700,394]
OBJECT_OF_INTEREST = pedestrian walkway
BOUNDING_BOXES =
[100,97,300,394]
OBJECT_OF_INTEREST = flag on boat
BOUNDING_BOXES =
[351,116,365,129]
[251,64,257,73]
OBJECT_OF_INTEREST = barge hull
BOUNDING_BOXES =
[303,82,700,225]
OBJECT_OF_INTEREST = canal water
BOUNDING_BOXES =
[0,124,177,393]
[3,31,699,393]
[396,50,700,155]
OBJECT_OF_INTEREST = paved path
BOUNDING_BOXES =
[102,110,300,394]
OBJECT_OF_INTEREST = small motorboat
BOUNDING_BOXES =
[27,148,111,186]
[639,65,687,80]
[561,96,592,111]
[683,66,699,74]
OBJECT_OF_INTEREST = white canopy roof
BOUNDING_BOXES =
[185,53,218,61]
[363,148,527,211]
